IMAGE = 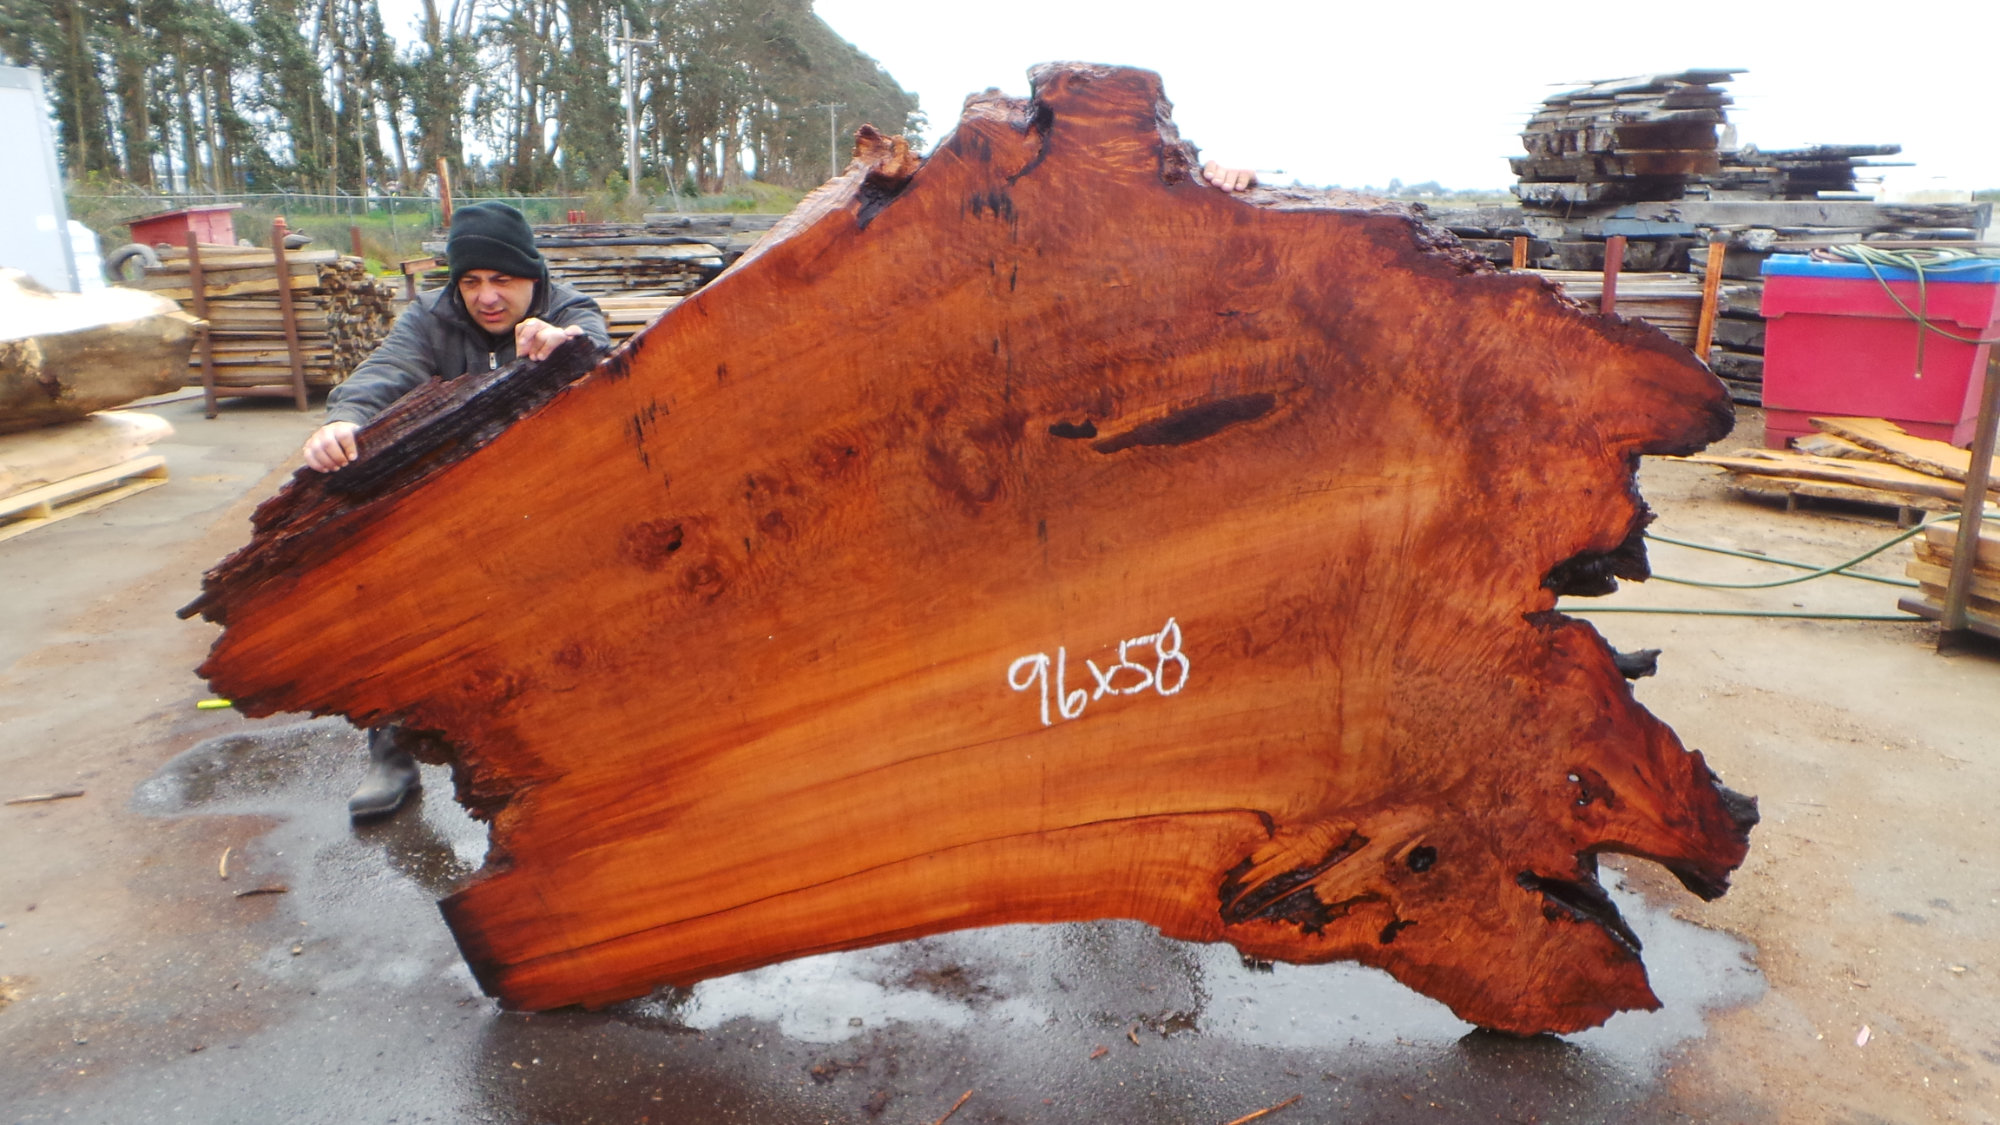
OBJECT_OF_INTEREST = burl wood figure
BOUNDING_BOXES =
[186,63,1756,1035]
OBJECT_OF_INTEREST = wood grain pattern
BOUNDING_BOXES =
[1813,416,2000,487]
[1684,450,1972,502]
[185,64,1753,1034]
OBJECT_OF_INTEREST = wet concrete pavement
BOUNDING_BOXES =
[2,395,1994,1124]
[12,715,1761,1125]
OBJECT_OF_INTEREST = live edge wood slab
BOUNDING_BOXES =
[184,64,1755,1035]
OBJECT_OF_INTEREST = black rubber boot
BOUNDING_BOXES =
[349,725,421,821]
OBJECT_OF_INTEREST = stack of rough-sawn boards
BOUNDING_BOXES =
[527,222,727,300]
[1511,70,1738,208]
[1532,270,1706,347]
[125,244,395,390]
[594,295,684,343]
[531,214,782,343]
[1906,522,2000,629]
[419,214,785,345]
[1679,416,2000,519]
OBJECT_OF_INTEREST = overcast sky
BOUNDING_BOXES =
[810,0,2000,195]
[371,0,1999,194]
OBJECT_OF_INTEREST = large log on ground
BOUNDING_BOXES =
[184,64,1754,1035]
[1,270,197,434]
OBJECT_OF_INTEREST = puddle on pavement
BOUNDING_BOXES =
[615,872,1760,1074]
[137,722,1763,1093]
[134,718,489,897]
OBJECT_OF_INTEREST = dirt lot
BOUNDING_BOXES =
[0,396,1994,1124]
[1603,436,1999,1125]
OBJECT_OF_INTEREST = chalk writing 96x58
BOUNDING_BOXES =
[1007,618,1189,727]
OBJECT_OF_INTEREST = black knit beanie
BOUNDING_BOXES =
[447,202,545,286]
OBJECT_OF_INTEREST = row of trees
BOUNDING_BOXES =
[0,0,924,195]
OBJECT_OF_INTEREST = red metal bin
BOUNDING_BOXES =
[1758,254,2000,449]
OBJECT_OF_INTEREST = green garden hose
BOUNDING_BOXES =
[1824,245,2000,353]
[1642,521,1939,590]
[1556,605,1922,621]
[1552,514,1963,618]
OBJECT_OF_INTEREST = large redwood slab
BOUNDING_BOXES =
[186,63,1752,1034]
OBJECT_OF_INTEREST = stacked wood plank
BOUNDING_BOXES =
[1530,270,1706,347]
[1481,66,1992,410]
[419,214,786,335]
[124,245,395,389]
[1428,202,1990,273]
[1512,70,1739,208]
[1428,199,1994,407]
[527,222,727,298]
[1706,279,1767,403]
[596,295,683,344]
[1708,144,1904,201]
[1679,416,2000,516]
[636,212,785,260]
[536,216,782,339]
[1675,201,1992,251]
[421,214,784,297]
[1906,523,2000,626]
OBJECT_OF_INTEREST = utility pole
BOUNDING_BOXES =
[616,18,661,202]
[801,103,845,180]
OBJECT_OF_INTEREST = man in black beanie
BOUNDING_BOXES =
[305,201,608,467]
[300,201,610,819]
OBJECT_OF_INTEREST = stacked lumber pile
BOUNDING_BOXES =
[1707,278,1768,404]
[1512,70,1738,209]
[1683,202,1991,261]
[124,245,394,389]
[529,216,782,341]
[420,214,785,340]
[422,214,783,295]
[1513,74,1900,210]
[1531,270,1706,347]
[1419,206,1555,269]
[1445,66,1993,410]
[1708,144,1904,201]
[1426,198,1994,407]
[596,295,683,344]
[1680,416,2000,516]
[1905,522,2000,627]
[637,212,784,260]
[527,222,727,297]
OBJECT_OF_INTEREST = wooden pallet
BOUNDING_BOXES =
[0,456,169,543]
[1682,420,2000,527]
[1717,471,1958,526]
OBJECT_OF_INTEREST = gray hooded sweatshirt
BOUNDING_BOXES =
[324,279,609,426]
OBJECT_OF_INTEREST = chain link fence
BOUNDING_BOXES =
[66,192,595,269]
[71,191,590,222]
